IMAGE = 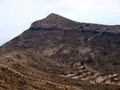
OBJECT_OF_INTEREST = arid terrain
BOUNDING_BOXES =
[0,13,120,90]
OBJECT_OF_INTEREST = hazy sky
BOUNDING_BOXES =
[0,0,120,45]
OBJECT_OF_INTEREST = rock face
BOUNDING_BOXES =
[0,13,120,90]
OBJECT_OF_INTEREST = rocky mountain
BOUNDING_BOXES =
[0,13,120,90]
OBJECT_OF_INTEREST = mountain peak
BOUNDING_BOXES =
[30,13,79,30]
[46,13,62,18]
[44,13,69,23]
[46,13,69,21]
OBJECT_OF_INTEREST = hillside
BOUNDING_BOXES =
[0,13,120,90]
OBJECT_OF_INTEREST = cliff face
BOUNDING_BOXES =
[0,13,120,90]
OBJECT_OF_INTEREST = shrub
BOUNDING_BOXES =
[80,61,84,65]
[102,51,108,55]
[113,62,120,65]
[90,72,94,76]
[77,72,82,75]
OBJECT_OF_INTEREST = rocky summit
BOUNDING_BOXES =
[0,13,120,90]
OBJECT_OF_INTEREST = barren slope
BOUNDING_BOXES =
[0,13,120,90]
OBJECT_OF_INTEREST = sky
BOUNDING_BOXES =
[0,0,120,45]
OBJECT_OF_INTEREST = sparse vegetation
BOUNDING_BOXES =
[0,13,120,90]
[77,72,82,75]
[102,51,108,56]
[113,62,120,65]
[80,61,84,65]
